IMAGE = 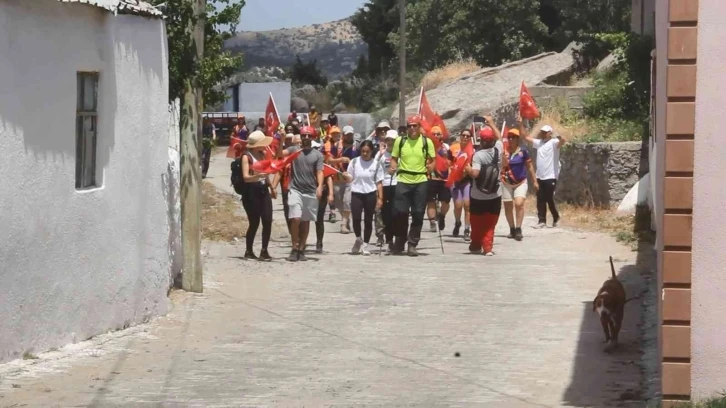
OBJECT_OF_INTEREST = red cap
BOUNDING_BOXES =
[479,127,496,142]
[407,115,422,125]
[300,126,315,135]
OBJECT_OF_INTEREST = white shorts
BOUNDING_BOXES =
[502,181,528,202]
[288,189,318,222]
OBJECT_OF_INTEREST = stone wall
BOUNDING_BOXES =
[529,85,593,112]
[553,141,646,208]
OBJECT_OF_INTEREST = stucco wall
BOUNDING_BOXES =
[691,0,726,398]
[0,1,170,363]
[223,81,292,114]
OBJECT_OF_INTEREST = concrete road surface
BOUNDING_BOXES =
[0,151,648,407]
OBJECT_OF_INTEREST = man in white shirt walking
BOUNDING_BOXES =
[524,124,566,228]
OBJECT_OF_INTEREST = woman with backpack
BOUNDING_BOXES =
[348,140,385,255]
[239,131,276,261]
[464,118,503,256]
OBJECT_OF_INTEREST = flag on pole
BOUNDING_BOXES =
[226,137,247,158]
[418,87,450,140]
[519,81,540,120]
[265,93,281,154]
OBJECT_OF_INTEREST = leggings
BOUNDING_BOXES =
[282,189,291,229]
[241,186,273,252]
[315,185,331,244]
[382,185,396,244]
[351,191,377,243]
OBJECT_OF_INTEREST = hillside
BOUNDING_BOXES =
[224,19,367,78]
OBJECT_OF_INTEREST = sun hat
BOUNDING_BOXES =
[376,121,391,130]
[343,125,355,135]
[247,131,272,148]
[540,125,553,133]
[479,127,496,142]
[385,129,398,139]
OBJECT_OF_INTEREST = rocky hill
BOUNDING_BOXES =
[224,19,367,78]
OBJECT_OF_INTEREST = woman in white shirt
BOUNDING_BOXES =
[348,140,385,255]
[374,130,399,250]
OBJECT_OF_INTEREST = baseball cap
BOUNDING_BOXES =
[385,129,398,139]
[407,115,422,125]
[507,128,521,137]
[376,121,391,130]
[300,126,315,135]
[329,126,342,135]
[431,126,442,134]
[343,125,355,135]
[479,127,496,142]
[541,125,553,133]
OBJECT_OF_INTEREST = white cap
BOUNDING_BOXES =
[376,121,391,129]
[385,129,398,139]
[343,125,355,135]
[541,125,553,133]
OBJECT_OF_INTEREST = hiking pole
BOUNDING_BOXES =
[436,208,445,255]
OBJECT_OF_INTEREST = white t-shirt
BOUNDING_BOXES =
[375,150,398,186]
[533,138,561,180]
[349,156,384,194]
[470,141,504,201]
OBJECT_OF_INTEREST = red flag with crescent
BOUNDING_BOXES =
[519,81,540,120]
[226,137,247,158]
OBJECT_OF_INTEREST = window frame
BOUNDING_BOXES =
[75,72,99,190]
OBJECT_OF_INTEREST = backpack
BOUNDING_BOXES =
[396,135,430,176]
[474,147,501,195]
[230,158,246,196]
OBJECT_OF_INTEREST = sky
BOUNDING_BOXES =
[233,0,367,32]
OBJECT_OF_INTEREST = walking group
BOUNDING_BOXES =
[228,109,565,262]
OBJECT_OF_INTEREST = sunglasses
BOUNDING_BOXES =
[407,124,419,128]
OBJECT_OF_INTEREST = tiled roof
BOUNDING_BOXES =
[56,0,163,17]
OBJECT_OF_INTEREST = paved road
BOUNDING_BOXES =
[0,151,646,407]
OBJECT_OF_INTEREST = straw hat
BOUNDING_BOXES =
[247,131,272,148]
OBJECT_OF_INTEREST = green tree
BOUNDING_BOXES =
[289,56,329,87]
[150,0,244,108]
[549,0,632,50]
[352,54,370,79]
[350,0,401,77]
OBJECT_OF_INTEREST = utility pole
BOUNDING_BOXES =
[180,0,205,293]
[398,0,406,125]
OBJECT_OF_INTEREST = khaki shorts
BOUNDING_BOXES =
[334,183,352,212]
[288,189,318,222]
[502,181,528,202]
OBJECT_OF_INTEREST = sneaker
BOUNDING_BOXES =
[340,225,351,234]
[259,249,272,261]
[287,250,299,262]
[387,242,396,254]
[329,213,337,223]
[351,237,363,254]
[514,228,523,241]
[429,222,437,233]
[463,228,471,242]
[315,242,323,254]
[552,217,560,228]
[376,236,385,247]
[468,245,482,254]
[244,250,258,260]
[407,245,419,257]
[507,227,516,239]
[437,213,446,231]
[362,243,371,256]
[485,251,495,257]
[534,222,546,229]
[452,221,462,237]
[297,250,308,262]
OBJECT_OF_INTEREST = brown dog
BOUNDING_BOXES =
[593,256,626,352]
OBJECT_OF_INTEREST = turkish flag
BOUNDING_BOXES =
[519,81,540,120]
[251,159,273,174]
[264,95,280,137]
[269,149,302,172]
[226,137,247,158]
[445,153,469,188]
[323,164,341,179]
[419,89,450,140]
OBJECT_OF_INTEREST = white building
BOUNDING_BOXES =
[0,0,174,363]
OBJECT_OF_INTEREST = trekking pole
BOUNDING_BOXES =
[436,209,445,254]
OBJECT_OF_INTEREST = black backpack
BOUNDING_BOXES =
[474,147,501,195]
[396,135,430,176]
[230,158,247,196]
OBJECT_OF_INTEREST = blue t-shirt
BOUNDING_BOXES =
[330,143,360,172]
[503,148,531,184]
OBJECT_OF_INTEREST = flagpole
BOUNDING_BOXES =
[418,86,424,115]
[269,92,281,122]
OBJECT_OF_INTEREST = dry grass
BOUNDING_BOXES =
[201,182,248,242]
[531,106,591,142]
[420,59,481,90]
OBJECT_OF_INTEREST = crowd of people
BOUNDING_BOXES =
[227,109,565,262]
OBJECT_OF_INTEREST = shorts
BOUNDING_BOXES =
[451,182,471,202]
[334,183,352,212]
[426,179,452,203]
[288,189,319,222]
[502,181,528,202]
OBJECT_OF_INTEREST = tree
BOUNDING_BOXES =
[150,0,244,107]
[352,54,370,79]
[289,56,328,87]
[548,0,631,50]
[350,0,401,78]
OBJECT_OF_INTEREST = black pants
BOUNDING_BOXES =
[351,191,377,243]
[393,182,428,248]
[382,185,397,244]
[316,185,331,244]
[201,146,211,177]
[282,190,291,228]
[536,178,560,224]
[241,186,273,252]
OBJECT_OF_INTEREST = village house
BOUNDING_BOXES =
[654,0,726,404]
[0,0,174,363]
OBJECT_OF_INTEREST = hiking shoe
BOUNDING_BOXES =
[362,243,371,256]
[452,221,462,237]
[259,249,272,261]
[438,213,446,231]
[429,222,437,232]
[287,250,299,262]
[485,251,495,257]
[387,242,396,254]
[297,250,308,262]
[376,236,385,247]
[468,245,482,254]
[329,213,337,223]
[463,228,471,242]
[341,225,351,234]
[244,250,258,260]
[507,227,516,239]
[514,228,523,241]
[407,245,419,257]
[552,217,560,228]
[351,237,363,254]
[534,222,546,229]
[315,242,323,254]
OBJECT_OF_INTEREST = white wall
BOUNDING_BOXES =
[0,0,171,363]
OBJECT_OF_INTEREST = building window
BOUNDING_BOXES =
[76,72,99,189]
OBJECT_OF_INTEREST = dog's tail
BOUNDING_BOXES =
[609,256,616,279]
